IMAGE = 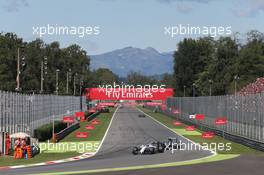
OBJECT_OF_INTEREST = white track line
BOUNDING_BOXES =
[137,108,217,155]
[94,106,120,154]
[2,108,120,170]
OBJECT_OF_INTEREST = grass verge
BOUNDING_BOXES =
[0,108,116,167]
[61,107,116,142]
[138,107,262,155]
[0,152,79,167]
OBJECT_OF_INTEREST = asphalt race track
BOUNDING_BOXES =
[80,154,264,175]
[1,106,212,175]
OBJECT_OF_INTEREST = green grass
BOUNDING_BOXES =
[61,107,116,142]
[0,108,116,167]
[138,107,262,155]
[0,152,80,167]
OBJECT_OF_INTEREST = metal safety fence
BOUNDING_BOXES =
[166,93,264,143]
[0,91,86,136]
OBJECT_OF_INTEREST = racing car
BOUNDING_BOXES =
[132,141,165,155]
[164,137,181,150]
[132,137,181,155]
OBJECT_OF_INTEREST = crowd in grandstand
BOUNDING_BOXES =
[239,77,264,95]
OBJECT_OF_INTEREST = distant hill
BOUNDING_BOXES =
[90,47,174,77]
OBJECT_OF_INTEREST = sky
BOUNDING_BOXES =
[0,0,263,55]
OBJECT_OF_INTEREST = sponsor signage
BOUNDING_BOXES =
[75,112,85,121]
[145,102,162,106]
[75,112,85,118]
[63,116,74,123]
[92,119,100,125]
[86,88,173,100]
[185,125,195,131]
[95,105,103,110]
[172,109,181,114]
[173,120,182,126]
[75,132,88,138]
[88,108,96,113]
[189,114,196,119]
[202,132,215,139]
[98,102,115,107]
[85,125,95,130]
[215,117,227,125]
[195,114,205,120]
[161,104,166,110]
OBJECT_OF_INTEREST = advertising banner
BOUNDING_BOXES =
[185,125,195,131]
[85,125,95,130]
[86,88,173,100]
[195,114,205,120]
[63,116,75,123]
[215,117,228,125]
[92,119,100,125]
[75,132,89,138]
[97,102,116,107]
[202,132,215,139]
[173,120,182,126]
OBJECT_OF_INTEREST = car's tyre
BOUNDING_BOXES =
[149,147,155,154]
[132,147,139,155]
[157,142,165,153]
[171,142,180,150]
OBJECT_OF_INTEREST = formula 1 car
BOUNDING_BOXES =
[132,137,181,155]
[164,137,181,150]
[132,142,165,155]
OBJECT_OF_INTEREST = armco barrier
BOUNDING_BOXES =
[166,94,264,143]
[168,110,264,151]
[54,111,100,142]
[0,90,86,136]
[87,111,100,122]
[55,123,80,142]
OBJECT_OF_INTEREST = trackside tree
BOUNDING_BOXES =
[173,30,264,97]
[0,33,91,94]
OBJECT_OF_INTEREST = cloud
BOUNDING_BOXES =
[98,0,264,17]
[157,0,210,3]
[157,0,212,14]
[98,0,211,14]
[2,0,28,12]
[176,3,193,13]
[233,0,264,17]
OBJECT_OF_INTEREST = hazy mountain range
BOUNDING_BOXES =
[90,47,174,77]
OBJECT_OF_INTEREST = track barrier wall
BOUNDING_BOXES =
[0,90,86,136]
[55,123,80,142]
[162,93,264,150]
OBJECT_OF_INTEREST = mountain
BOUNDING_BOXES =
[90,47,174,77]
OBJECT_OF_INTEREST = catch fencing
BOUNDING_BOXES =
[0,91,85,136]
[166,93,264,143]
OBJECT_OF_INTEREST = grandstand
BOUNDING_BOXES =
[239,77,264,95]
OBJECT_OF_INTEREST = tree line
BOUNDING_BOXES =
[1,30,263,97]
[173,30,264,96]
[0,32,118,95]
